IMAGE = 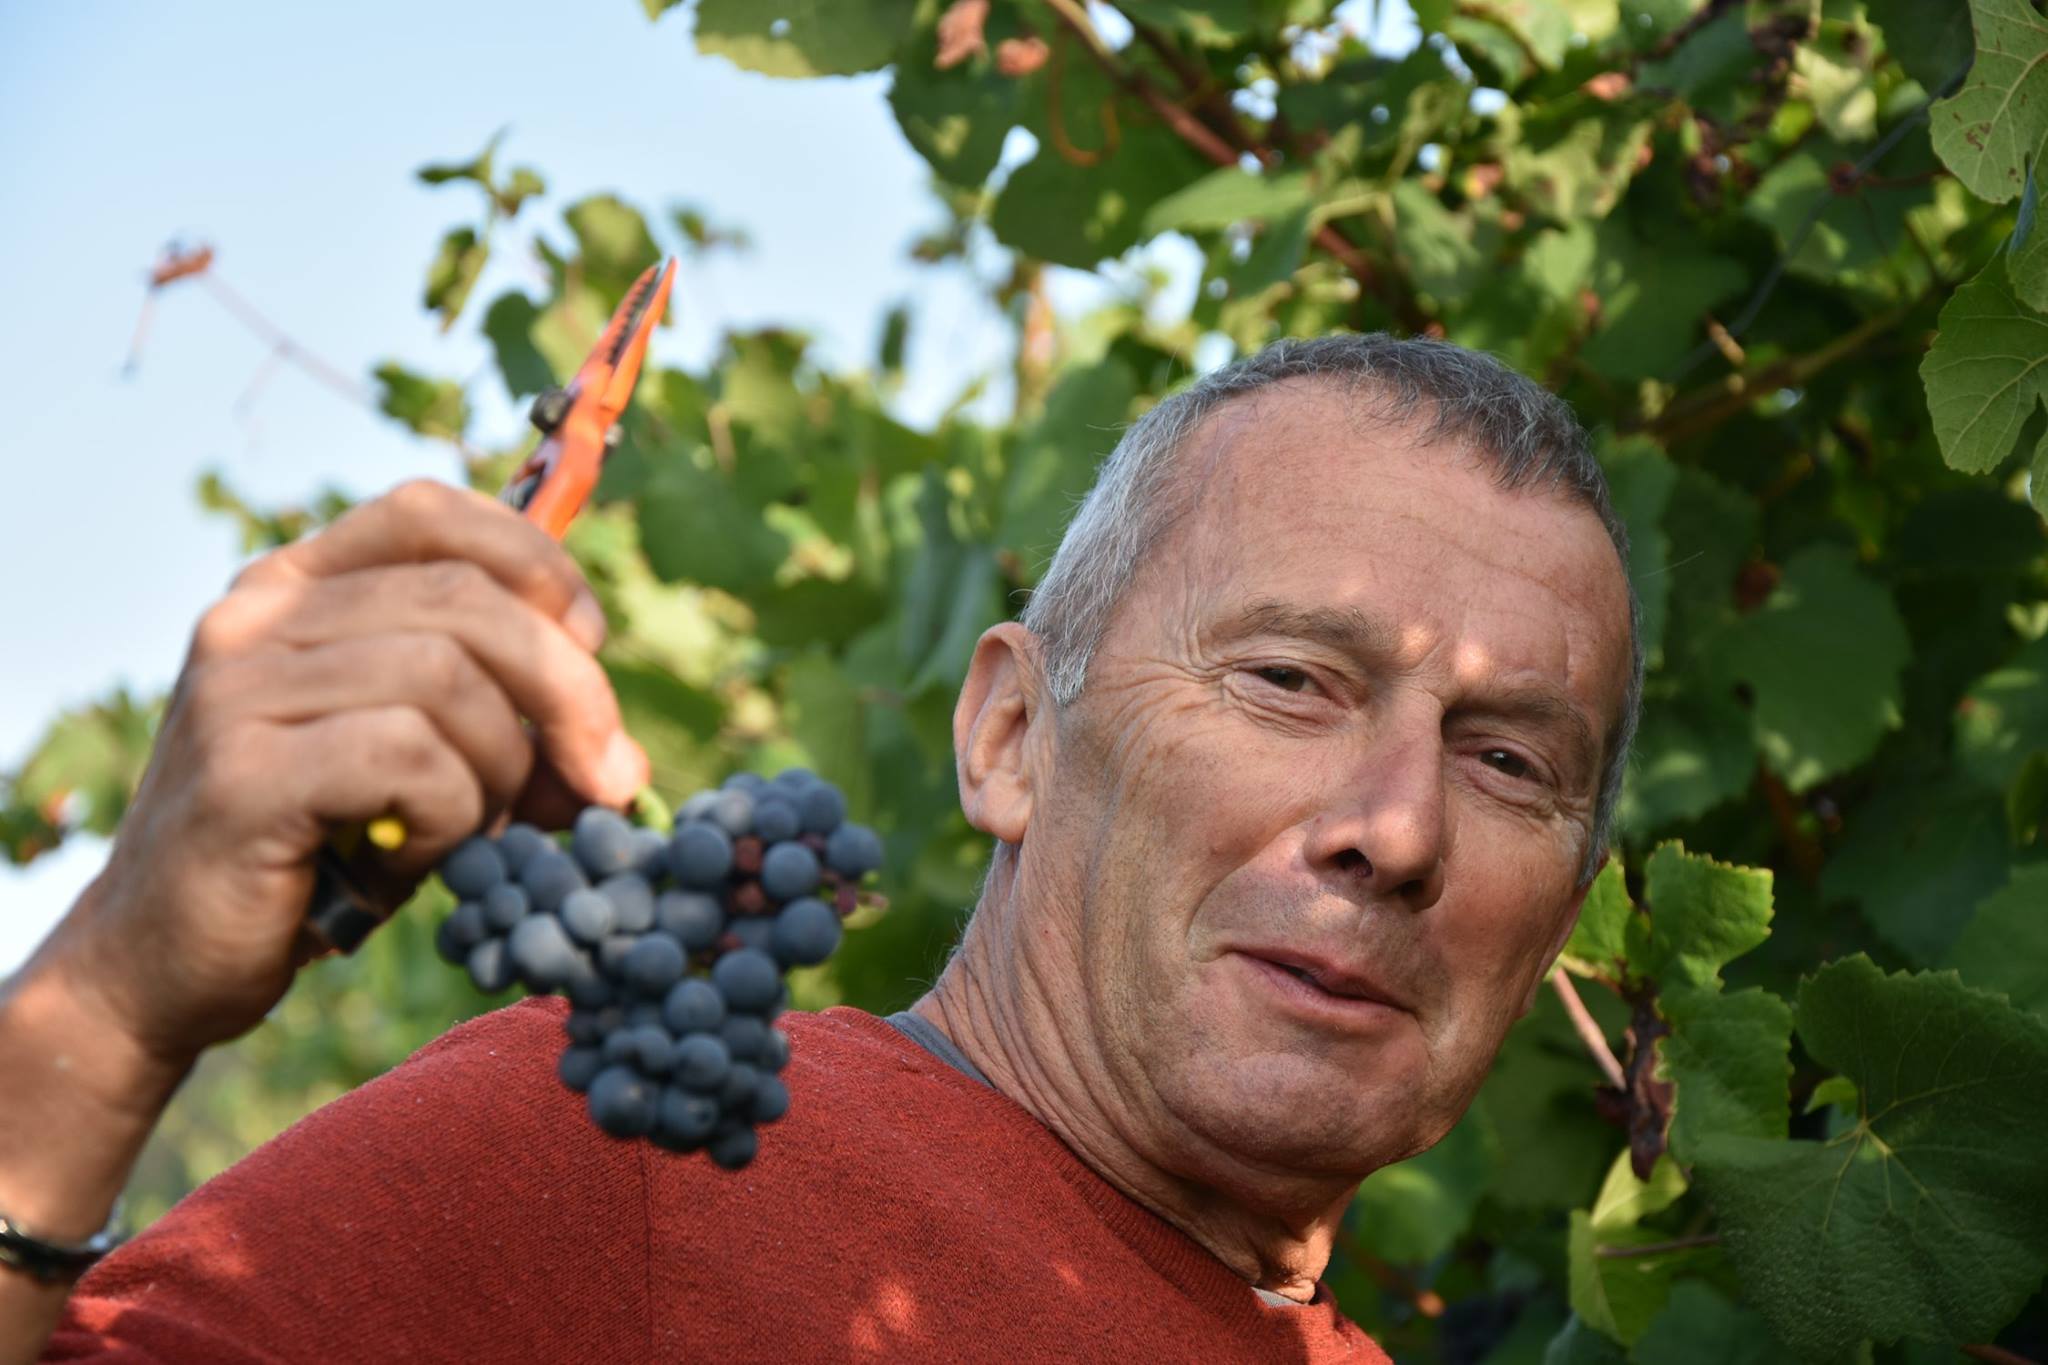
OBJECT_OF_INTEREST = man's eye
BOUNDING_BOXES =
[1480,748,1533,779]
[1254,666,1311,693]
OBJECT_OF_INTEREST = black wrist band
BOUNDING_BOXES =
[0,1202,127,1283]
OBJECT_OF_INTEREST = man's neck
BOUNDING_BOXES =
[910,862,1359,1303]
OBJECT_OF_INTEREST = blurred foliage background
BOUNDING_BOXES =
[8,0,2048,1359]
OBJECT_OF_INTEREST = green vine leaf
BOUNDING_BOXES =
[1946,862,2048,1019]
[1713,545,1909,791]
[372,363,470,442]
[1866,0,1976,96]
[1692,955,2048,1355]
[1922,257,2048,495]
[1628,1281,1788,1365]
[1929,0,2048,205]
[1628,843,1774,993]
[1566,1153,1696,1346]
[423,226,488,332]
[693,0,916,78]
[1661,985,1793,1163]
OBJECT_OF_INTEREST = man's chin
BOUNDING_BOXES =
[1159,1052,1426,1179]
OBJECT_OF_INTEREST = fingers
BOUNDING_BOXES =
[273,705,489,875]
[185,633,534,821]
[194,561,648,807]
[233,479,607,652]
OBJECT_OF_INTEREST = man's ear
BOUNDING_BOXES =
[1518,855,1603,1016]
[953,622,1044,846]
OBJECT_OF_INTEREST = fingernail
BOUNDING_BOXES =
[564,590,607,652]
[601,732,647,802]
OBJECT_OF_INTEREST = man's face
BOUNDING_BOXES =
[1027,381,1633,1184]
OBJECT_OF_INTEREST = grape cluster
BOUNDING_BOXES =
[431,768,883,1169]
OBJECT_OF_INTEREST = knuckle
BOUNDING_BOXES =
[386,477,452,520]
[417,558,492,612]
[190,596,253,662]
[413,633,476,695]
[368,708,447,782]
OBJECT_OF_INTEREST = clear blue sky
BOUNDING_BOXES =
[0,1,1415,971]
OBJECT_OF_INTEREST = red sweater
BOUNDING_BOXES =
[47,1000,1387,1363]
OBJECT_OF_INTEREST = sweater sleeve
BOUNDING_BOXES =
[42,997,650,1365]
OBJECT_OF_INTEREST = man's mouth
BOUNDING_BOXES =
[1236,950,1412,1020]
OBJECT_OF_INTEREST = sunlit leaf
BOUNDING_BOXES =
[1929,0,2048,203]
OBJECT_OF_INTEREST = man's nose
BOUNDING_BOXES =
[1304,728,1447,911]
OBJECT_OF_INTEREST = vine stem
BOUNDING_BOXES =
[1594,1232,1720,1258]
[1964,1346,2041,1365]
[1550,969,1626,1090]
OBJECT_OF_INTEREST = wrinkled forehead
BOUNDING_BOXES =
[1140,378,1635,717]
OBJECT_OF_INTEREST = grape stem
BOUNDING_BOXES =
[1963,1345,2041,1365]
[1549,969,1625,1091]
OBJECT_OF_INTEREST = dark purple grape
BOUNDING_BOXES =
[706,1120,758,1171]
[709,790,755,838]
[603,1027,638,1067]
[434,914,470,967]
[521,848,587,916]
[751,1073,790,1124]
[442,836,507,899]
[572,806,639,878]
[626,1002,667,1031]
[598,934,639,978]
[444,901,489,954]
[481,882,530,934]
[824,823,883,879]
[599,873,656,934]
[760,1027,792,1073]
[719,1013,769,1064]
[656,1087,720,1148]
[679,789,720,822]
[623,935,687,996]
[655,890,724,951]
[720,1062,761,1110]
[560,888,616,945]
[669,823,734,889]
[558,1046,604,1093]
[722,771,769,797]
[630,827,668,880]
[663,978,726,1034]
[467,939,516,993]
[771,896,840,967]
[622,1024,676,1077]
[727,916,775,956]
[753,796,801,844]
[673,1032,732,1092]
[713,948,782,1014]
[798,783,846,834]
[770,769,815,802]
[564,1009,608,1046]
[564,957,615,1010]
[496,823,550,876]
[760,842,822,901]
[509,913,581,991]
[588,1067,656,1138]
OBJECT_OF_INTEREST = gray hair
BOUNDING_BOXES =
[1017,333,1642,881]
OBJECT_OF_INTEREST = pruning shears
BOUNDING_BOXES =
[297,258,679,959]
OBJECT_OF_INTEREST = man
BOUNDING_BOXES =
[0,334,1638,1362]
